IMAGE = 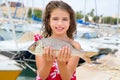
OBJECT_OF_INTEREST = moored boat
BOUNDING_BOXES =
[0,54,22,80]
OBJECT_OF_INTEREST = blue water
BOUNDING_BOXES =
[17,62,37,80]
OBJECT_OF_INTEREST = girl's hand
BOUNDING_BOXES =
[42,46,55,64]
[57,46,71,65]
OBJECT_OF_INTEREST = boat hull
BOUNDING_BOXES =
[0,70,22,80]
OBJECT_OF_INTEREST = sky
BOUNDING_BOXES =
[4,0,120,17]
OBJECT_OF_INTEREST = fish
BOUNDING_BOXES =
[28,37,98,63]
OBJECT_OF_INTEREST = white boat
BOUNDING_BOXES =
[0,29,37,79]
[0,1,24,79]
[90,36,120,47]
[0,1,40,78]
[0,30,35,51]
[75,27,119,55]
[0,54,22,80]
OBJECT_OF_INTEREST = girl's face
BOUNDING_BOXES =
[50,8,70,36]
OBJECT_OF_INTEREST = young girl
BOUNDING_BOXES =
[35,1,81,80]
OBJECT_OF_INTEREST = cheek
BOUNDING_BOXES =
[49,22,54,30]
[66,26,70,31]
[49,19,55,26]
[66,22,70,28]
[49,22,54,29]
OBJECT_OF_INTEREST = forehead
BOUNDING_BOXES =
[51,8,69,17]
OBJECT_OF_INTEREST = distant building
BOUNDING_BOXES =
[0,1,25,18]
[0,1,42,18]
[0,1,24,7]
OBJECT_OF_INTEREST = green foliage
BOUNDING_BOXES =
[87,9,94,17]
[75,9,120,24]
[113,18,117,24]
[28,8,42,18]
[93,16,99,23]
[28,8,32,18]
[85,16,89,22]
[27,8,120,24]
[103,17,108,23]
[34,9,42,18]
[102,16,119,24]
[75,11,83,19]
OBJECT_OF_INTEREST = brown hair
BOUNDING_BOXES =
[42,0,76,39]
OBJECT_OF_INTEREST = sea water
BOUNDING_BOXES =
[17,76,35,80]
[17,62,36,80]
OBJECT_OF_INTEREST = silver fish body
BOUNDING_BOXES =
[28,37,98,58]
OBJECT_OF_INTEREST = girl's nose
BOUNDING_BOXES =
[58,20,62,25]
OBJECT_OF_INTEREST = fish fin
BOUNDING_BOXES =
[28,42,38,53]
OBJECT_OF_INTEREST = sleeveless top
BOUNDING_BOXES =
[36,60,76,80]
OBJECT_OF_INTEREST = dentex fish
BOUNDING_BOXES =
[28,37,98,63]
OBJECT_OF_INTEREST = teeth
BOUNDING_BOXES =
[56,27,63,30]
[57,27,62,29]
[57,27,63,29]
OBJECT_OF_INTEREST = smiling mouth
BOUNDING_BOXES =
[55,27,64,31]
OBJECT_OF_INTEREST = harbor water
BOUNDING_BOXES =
[17,62,36,80]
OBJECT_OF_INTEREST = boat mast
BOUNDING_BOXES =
[24,0,29,20]
[95,0,98,23]
[117,0,120,27]
[31,0,34,17]
[41,0,45,19]
[31,0,35,23]
[13,0,20,18]
[4,0,20,55]
[21,0,25,19]
[83,0,86,22]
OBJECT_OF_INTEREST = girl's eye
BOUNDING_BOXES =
[63,18,68,21]
[52,17,58,20]
[51,17,69,21]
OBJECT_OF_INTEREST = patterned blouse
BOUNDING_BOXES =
[36,60,76,80]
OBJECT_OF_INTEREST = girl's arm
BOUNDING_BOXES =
[36,46,55,80]
[57,41,80,80]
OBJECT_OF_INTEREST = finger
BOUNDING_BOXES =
[61,46,65,58]
[45,46,49,60]
[49,47,54,59]
[57,48,62,59]
[47,46,51,58]
[42,47,47,57]
[67,47,71,59]
[64,46,68,59]
[53,50,56,58]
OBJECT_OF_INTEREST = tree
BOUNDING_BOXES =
[89,9,94,17]
[34,9,42,18]
[75,11,83,19]
[28,8,42,18]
